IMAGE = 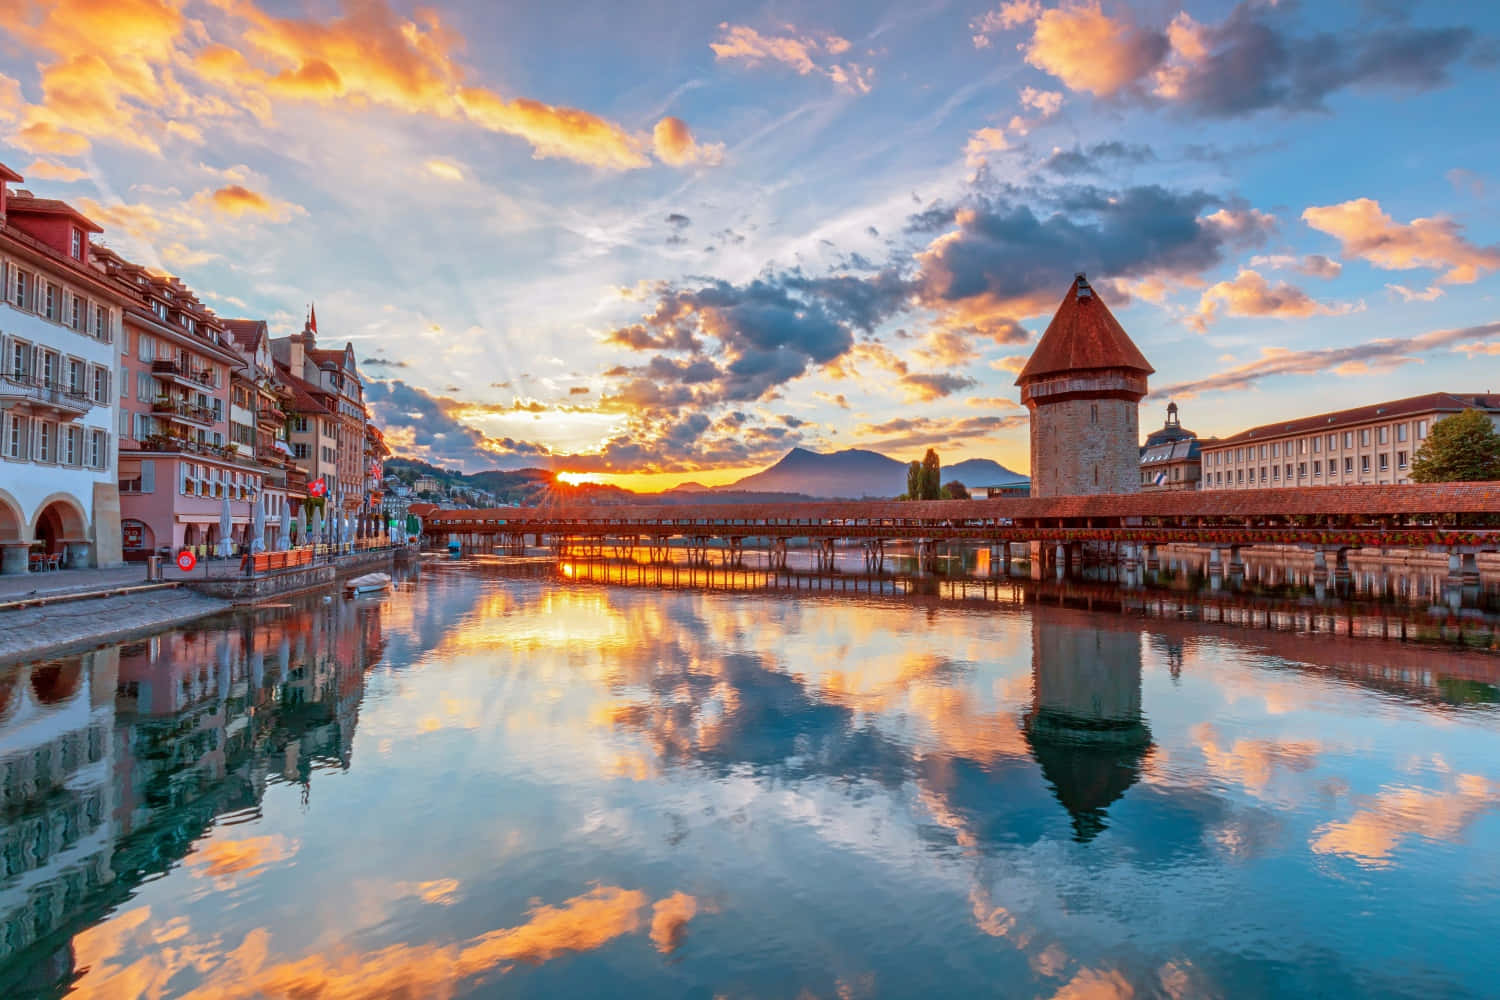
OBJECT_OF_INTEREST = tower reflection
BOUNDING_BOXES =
[1023,609,1152,842]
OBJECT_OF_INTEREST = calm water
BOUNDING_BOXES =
[4,560,1500,999]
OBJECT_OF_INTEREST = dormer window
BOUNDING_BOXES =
[70,228,82,259]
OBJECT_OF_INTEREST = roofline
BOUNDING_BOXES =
[0,227,136,305]
[1202,391,1497,447]
[6,196,104,233]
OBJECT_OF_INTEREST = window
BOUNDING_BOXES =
[212,398,223,421]
[1313,460,1321,476]
[134,413,155,440]
[1236,468,1244,484]
[1285,463,1292,480]
[71,228,82,259]
[1360,455,1370,473]
[44,283,58,320]
[62,426,79,465]
[153,301,168,321]
[1398,450,1408,468]
[1378,426,1388,444]
[4,414,24,460]
[8,339,28,377]
[12,269,27,308]
[1417,420,1428,438]
[1344,431,1353,448]
[92,366,109,403]
[1344,457,1353,474]
[40,350,56,387]
[1379,453,1389,471]
[1327,433,1336,451]
[1260,466,1267,482]
[36,421,53,462]
[1397,423,1408,443]
[1297,462,1307,478]
[1270,443,1279,458]
[1257,444,1265,459]
[1297,439,1306,455]
[138,334,154,362]
[1359,428,1370,446]
[136,370,154,401]
[70,296,82,331]
[1272,465,1280,481]
[291,416,309,433]
[67,358,84,394]
[293,443,309,459]
[95,305,108,341]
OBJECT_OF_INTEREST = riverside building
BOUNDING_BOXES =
[0,165,132,573]
[1197,392,1500,490]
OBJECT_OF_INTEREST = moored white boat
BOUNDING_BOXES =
[344,572,392,596]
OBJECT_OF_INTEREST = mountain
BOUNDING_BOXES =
[722,448,1027,500]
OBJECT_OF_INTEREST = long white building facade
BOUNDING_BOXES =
[0,164,130,572]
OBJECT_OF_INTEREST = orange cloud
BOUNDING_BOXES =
[424,158,465,181]
[1311,773,1500,868]
[652,116,725,167]
[1024,1,1166,97]
[964,126,1008,168]
[972,1,1042,47]
[11,120,92,156]
[1192,269,1357,330]
[197,184,306,222]
[457,88,650,169]
[22,157,89,182]
[650,892,699,953]
[186,834,298,886]
[711,23,874,93]
[1302,197,1500,284]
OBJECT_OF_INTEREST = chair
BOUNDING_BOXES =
[46,553,63,571]
[29,553,42,572]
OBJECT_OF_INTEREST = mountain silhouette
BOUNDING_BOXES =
[724,448,1026,499]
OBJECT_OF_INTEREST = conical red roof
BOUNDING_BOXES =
[1015,274,1153,384]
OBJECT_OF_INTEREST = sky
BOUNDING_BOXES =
[1,0,1498,490]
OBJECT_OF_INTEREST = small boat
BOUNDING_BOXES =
[344,572,392,597]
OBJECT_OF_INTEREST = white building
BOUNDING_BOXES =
[0,164,130,573]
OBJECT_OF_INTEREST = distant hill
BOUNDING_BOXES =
[723,447,1026,500]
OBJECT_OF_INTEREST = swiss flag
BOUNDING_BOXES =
[309,477,328,498]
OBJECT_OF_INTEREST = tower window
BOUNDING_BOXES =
[1090,404,1098,424]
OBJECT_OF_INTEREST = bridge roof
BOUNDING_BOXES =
[1016,274,1154,384]
[429,482,1500,523]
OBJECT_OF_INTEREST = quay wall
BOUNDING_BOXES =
[186,548,396,604]
[0,588,231,664]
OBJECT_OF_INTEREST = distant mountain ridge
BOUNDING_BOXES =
[724,447,1026,499]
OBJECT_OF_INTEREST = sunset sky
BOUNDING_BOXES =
[3,0,1498,489]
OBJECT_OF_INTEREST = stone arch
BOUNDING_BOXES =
[0,489,24,542]
[28,493,89,553]
[121,518,155,553]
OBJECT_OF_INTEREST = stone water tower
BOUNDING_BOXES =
[1015,274,1153,497]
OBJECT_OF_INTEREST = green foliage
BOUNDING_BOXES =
[920,448,941,500]
[943,480,970,500]
[1410,409,1500,483]
[906,460,923,501]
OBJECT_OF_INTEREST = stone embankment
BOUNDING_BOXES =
[0,587,231,663]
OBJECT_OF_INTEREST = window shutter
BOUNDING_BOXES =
[141,460,155,493]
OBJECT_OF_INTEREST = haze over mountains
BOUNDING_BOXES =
[721,448,1027,499]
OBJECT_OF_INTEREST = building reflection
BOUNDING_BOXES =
[1023,614,1151,842]
[0,595,387,997]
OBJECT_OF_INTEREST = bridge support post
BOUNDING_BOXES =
[1144,543,1160,573]
[1228,545,1245,583]
[1208,547,1224,590]
[770,538,788,572]
[862,540,885,574]
[999,542,1011,577]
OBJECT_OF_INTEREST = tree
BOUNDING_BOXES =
[906,460,923,501]
[920,448,942,500]
[943,480,970,500]
[1410,409,1500,483]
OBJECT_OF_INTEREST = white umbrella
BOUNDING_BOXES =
[252,495,266,554]
[279,502,292,551]
[217,498,235,558]
[312,507,325,546]
[344,515,353,552]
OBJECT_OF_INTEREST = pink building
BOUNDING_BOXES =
[97,248,266,557]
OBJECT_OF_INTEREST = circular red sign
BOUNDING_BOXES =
[176,550,197,572]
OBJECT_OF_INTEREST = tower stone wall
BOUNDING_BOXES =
[1028,395,1141,498]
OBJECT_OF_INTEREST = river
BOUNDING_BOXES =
[2,558,1499,998]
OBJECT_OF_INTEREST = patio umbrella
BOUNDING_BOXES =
[279,502,292,551]
[252,495,266,554]
[217,498,235,558]
[314,507,326,546]
[295,506,307,547]
[344,515,353,551]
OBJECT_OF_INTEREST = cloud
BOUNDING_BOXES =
[1386,283,1443,303]
[568,385,591,395]
[362,356,409,368]
[964,127,1008,168]
[1249,253,1342,279]
[198,184,306,222]
[424,159,464,181]
[650,892,698,954]
[652,116,724,167]
[21,158,90,182]
[1446,168,1486,199]
[1200,206,1278,245]
[972,0,1041,47]
[1017,2,1477,117]
[1005,86,1065,136]
[1023,1,1169,97]
[1041,141,1153,175]
[11,121,92,156]
[1152,320,1500,399]
[899,372,979,401]
[1302,197,1500,284]
[855,414,1027,451]
[1191,269,1356,330]
[710,23,874,93]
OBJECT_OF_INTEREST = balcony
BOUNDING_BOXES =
[151,398,216,429]
[136,433,239,461]
[151,358,216,389]
[0,372,93,418]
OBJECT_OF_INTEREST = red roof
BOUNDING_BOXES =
[223,318,267,351]
[1204,392,1500,447]
[276,362,332,415]
[0,164,23,184]
[1016,274,1154,383]
[6,194,103,232]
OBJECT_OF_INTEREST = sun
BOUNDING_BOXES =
[557,471,605,486]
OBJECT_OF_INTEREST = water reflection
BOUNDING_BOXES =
[1,561,1498,998]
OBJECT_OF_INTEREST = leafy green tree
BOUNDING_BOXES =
[906,460,923,501]
[920,449,942,500]
[1410,409,1500,482]
[943,480,970,500]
